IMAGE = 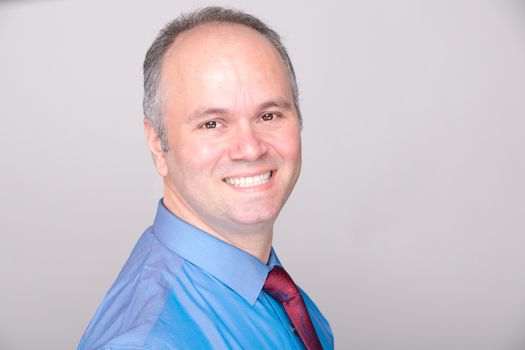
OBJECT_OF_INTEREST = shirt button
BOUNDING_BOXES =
[291,325,297,334]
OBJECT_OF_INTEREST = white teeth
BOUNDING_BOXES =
[224,171,272,188]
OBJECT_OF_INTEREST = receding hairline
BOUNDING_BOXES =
[157,21,296,105]
[168,20,269,44]
[160,21,290,76]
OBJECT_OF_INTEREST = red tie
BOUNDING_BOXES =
[263,266,323,350]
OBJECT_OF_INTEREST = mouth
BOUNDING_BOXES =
[223,171,273,188]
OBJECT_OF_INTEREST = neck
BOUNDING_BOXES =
[162,195,274,264]
[216,227,274,264]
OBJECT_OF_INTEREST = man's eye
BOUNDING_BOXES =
[202,121,222,129]
[261,113,275,121]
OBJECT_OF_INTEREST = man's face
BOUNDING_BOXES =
[155,23,301,235]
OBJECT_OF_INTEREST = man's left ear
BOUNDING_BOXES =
[143,117,168,177]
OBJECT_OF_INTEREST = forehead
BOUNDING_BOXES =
[169,22,274,52]
[164,22,283,67]
[159,23,291,98]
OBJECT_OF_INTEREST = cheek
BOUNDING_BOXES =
[173,141,225,175]
[271,129,302,161]
[199,143,222,158]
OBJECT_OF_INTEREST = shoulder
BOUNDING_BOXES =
[78,228,185,350]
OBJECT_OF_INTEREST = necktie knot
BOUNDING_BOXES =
[263,266,300,302]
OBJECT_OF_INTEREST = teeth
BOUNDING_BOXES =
[224,171,272,188]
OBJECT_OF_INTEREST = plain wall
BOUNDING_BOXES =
[1,0,525,349]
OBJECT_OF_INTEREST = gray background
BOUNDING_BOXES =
[1,0,525,349]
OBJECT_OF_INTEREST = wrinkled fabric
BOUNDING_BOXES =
[78,200,334,350]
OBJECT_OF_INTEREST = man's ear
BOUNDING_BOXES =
[144,117,168,177]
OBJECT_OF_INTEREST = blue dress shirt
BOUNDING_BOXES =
[78,201,334,350]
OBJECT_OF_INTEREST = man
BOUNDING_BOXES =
[78,6,333,350]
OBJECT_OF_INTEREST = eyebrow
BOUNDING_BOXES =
[187,107,229,124]
[187,98,293,124]
[258,99,293,112]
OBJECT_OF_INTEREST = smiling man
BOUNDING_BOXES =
[78,7,333,350]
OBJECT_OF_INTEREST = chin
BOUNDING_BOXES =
[229,205,281,227]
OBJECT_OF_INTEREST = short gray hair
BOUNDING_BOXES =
[143,6,301,152]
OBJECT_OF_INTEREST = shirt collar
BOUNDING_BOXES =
[152,200,282,305]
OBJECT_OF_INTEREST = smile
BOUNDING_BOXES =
[223,171,273,188]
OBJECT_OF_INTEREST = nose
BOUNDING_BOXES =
[228,123,268,161]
